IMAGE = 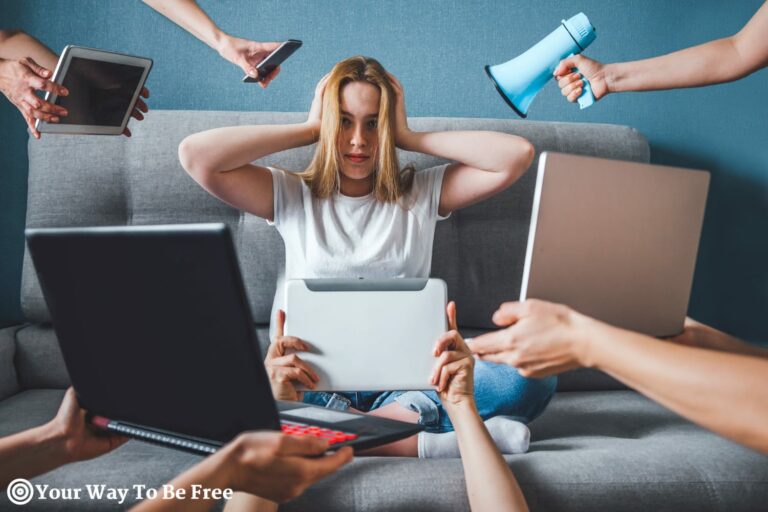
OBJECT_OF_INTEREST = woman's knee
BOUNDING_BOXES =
[473,361,557,422]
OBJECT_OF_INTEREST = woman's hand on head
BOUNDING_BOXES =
[386,73,412,149]
[431,302,476,410]
[305,73,330,139]
[265,310,319,401]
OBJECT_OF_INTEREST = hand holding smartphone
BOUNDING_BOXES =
[243,39,302,83]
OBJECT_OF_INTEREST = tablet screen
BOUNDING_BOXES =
[57,57,145,126]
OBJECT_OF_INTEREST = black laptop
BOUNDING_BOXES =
[25,223,424,454]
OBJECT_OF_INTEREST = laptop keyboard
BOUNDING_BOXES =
[281,420,358,445]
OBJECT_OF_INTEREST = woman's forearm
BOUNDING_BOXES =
[445,401,528,512]
[179,123,315,176]
[400,130,532,176]
[581,318,768,453]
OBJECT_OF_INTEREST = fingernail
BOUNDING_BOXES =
[52,117,59,123]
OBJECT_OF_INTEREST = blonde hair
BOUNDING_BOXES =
[300,56,413,202]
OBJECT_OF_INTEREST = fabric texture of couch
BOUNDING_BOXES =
[1,111,766,511]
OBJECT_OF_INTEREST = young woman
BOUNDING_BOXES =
[225,303,531,512]
[179,56,556,458]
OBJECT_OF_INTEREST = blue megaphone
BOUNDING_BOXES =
[485,13,597,118]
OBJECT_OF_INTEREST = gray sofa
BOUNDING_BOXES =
[1,112,766,511]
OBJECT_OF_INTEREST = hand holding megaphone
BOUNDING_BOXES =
[485,13,598,117]
[554,54,609,104]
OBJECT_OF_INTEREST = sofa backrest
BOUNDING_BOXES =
[22,111,649,391]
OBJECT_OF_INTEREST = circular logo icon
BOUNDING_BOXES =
[7,478,34,506]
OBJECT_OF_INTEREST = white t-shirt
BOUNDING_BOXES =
[268,164,449,332]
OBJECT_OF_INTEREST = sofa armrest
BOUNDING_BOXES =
[0,324,22,400]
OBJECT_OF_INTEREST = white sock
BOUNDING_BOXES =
[418,416,530,459]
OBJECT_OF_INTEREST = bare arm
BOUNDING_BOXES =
[132,433,351,512]
[224,493,277,512]
[178,76,326,219]
[448,403,529,512]
[0,29,57,69]
[670,317,768,357]
[404,130,534,217]
[142,0,280,82]
[388,75,533,217]
[433,303,528,512]
[607,1,768,92]
[142,0,228,51]
[472,300,768,454]
[179,123,315,219]
[585,321,768,453]
[0,421,73,489]
[555,2,768,102]
[0,389,126,490]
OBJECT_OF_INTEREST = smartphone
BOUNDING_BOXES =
[242,39,302,82]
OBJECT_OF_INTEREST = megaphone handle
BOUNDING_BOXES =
[570,64,596,109]
[577,78,596,109]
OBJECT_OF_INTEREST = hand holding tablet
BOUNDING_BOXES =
[0,56,69,139]
[36,45,152,136]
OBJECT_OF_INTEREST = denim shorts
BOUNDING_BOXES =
[303,360,557,433]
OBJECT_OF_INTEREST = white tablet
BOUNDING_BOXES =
[285,278,448,392]
[36,45,152,135]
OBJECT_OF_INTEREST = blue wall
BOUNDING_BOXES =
[1,0,766,342]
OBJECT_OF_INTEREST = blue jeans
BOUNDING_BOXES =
[303,360,557,433]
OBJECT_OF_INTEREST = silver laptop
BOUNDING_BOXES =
[520,152,710,337]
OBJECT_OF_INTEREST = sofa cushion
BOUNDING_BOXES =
[2,389,765,511]
[0,325,20,400]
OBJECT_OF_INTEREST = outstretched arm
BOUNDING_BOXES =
[432,302,529,512]
[132,433,351,512]
[555,1,768,102]
[0,29,58,69]
[0,30,68,137]
[142,0,281,84]
[471,300,768,454]
[388,75,534,217]
[0,388,127,490]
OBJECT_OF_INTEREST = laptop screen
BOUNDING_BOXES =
[27,224,280,443]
